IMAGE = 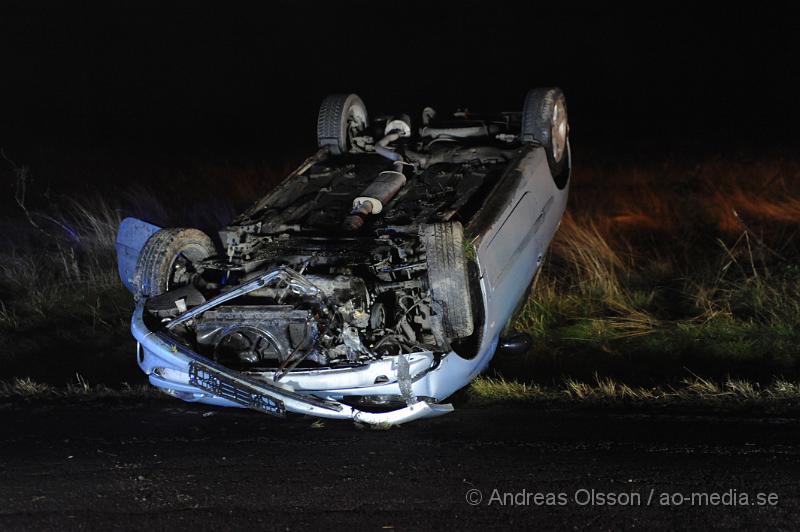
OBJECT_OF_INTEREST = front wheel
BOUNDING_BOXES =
[133,228,215,297]
[420,222,474,340]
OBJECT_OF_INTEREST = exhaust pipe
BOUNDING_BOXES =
[342,129,408,231]
[342,169,406,231]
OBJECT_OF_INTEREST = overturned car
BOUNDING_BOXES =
[116,89,571,425]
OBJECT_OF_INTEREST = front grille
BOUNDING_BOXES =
[188,361,286,417]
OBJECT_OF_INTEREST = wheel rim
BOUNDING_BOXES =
[551,98,568,163]
[346,102,368,148]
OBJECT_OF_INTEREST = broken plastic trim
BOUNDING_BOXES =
[188,361,287,417]
[396,353,417,406]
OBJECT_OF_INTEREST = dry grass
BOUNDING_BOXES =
[0,375,158,398]
[507,153,800,384]
[469,376,545,401]
[469,375,800,405]
[0,197,134,338]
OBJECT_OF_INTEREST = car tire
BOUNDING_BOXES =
[134,228,215,297]
[317,93,369,155]
[420,222,474,339]
[521,87,570,185]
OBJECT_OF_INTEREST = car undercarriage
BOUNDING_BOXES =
[117,90,571,424]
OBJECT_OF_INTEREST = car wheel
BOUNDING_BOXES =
[420,222,474,339]
[521,87,570,185]
[317,93,369,155]
[133,228,215,297]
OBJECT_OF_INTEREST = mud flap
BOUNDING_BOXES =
[116,217,162,293]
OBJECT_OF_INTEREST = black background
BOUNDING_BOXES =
[2,3,799,162]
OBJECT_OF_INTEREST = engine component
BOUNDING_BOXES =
[303,274,369,306]
[196,305,319,368]
[145,284,206,318]
[369,301,387,329]
[420,123,502,139]
[250,274,368,308]
[215,326,279,365]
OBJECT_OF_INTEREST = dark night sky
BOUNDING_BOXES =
[1,3,799,160]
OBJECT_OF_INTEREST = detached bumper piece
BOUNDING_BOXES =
[188,362,286,417]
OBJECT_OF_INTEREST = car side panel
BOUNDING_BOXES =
[475,146,568,342]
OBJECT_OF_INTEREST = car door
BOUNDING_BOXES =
[475,146,565,334]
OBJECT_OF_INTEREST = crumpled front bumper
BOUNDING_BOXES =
[132,303,497,425]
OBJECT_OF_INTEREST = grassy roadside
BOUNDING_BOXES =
[0,375,157,399]
[498,154,800,386]
[2,373,799,417]
[467,375,800,408]
[0,150,799,403]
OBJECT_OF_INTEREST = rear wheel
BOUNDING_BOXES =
[134,228,215,297]
[316,93,369,155]
[521,87,570,185]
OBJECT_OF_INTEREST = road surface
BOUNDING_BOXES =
[0,398,798,530]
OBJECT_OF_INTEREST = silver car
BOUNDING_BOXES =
[116,89,571,425]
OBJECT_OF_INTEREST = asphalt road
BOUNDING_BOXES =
[0,398,798,530]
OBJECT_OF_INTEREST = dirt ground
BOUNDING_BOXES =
[0,398,798,530]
